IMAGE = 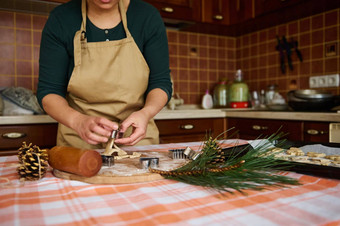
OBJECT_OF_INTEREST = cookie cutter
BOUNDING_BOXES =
[140,157,159,170]
[169,147,201,160]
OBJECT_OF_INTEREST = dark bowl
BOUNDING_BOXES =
[287,90,337,111]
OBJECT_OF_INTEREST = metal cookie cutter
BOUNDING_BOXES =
[169,147,201,160]
[101,155,114,167]
[183,147,200,160]
[140,157,159,170]
[169,149,186,159]
[101,129,120,167]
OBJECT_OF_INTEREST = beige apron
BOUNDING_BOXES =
[57,0,159,149]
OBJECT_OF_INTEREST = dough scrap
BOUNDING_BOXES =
[103,144,141,160]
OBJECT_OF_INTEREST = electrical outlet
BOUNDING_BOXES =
[309,74,340,88]
[318,76,328,87]
[309,76,319,88]
[327,74,339,87]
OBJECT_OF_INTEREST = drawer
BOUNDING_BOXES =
[156,118,220,135]
[304,122,330,143]
[0,124,58,155]
[155,118,225,143]
[228,118,303,141]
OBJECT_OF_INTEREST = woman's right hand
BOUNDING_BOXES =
[42,94,118,145]
[72,114,118,145]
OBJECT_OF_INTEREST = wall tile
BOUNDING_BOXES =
[0,44,15,59]
[312,14,323,30]
[16,29,31,44]
[0,28,15,43]
[324,27,338,42]
[15,13,31,29]
[0,11,14,27]
[325,10,338,27]
[16,45,32,60]
[16,61,32,75]
[299,18,310,33]
[32,15,47,30]
[16,76,32,90]
[0,75,15,87]
[0,60,15,75]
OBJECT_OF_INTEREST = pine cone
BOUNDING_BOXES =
[17,142,48,181]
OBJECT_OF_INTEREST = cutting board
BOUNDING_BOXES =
[52,150,189,184]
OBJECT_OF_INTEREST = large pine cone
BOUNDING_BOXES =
[17,142,48,181]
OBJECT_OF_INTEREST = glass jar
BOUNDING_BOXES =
[213,78,228,108]
[229,69,249,108]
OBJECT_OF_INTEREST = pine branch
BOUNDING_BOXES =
[161,131,300,195]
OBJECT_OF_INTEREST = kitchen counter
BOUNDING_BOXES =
[1,141,340,225]
[1,106,340,125]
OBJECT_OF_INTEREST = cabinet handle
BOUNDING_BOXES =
[306,129,328,135]
[2,132,26,139]
[180,124,194,130]
[161,7,174,13]
[252,125,268,131]
[213,15,223,20]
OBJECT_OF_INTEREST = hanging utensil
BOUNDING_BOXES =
[276,36,286,74]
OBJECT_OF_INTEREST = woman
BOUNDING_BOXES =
[37,0,172,149]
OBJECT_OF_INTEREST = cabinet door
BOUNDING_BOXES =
[303,122,330,143]
[202,0,230,25]
[155,118,225,144]
[228,0,254,25]
[254,0,302,16]
[144,0,201,22]
[227,118,303,141]
[0,124,58,156]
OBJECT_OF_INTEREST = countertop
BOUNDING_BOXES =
[1,105,340,125]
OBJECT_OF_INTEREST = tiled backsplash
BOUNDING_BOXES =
[0,8,339,105]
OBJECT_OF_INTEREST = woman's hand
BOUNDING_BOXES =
[72,114,118,145]
[42,94,118,145]
[115,109,150,145]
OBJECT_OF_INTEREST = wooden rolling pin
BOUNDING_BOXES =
[48,146,102,177]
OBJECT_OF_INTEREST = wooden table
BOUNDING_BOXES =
[1,141,340,225]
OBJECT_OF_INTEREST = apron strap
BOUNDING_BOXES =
[118,0,132,38]
[81,0,87,40]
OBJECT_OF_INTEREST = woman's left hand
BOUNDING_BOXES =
[115,109,150,145]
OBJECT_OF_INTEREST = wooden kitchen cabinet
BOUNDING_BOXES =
[201,0,230,25]
[254,0,303,17]
[227,118,303,141]
[0,124,58,156]
[143,0,201,22]
[228,0,254,25]
[155,118,226,144]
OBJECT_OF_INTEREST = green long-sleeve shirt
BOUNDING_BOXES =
[37,0,172,108]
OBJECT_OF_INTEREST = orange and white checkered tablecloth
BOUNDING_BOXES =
[1,140,340,226]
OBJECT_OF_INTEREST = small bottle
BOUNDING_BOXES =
[229,69,249,108]
[201,89,213,109]
[213,78,228,108]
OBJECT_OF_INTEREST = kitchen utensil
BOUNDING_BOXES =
[287,90,337,111]
[282,36,293,71]
[104,129,119,155]
[293,89,333,99]
[291,38,303,62]
[48,146,102,177]
[276,36,286,74]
